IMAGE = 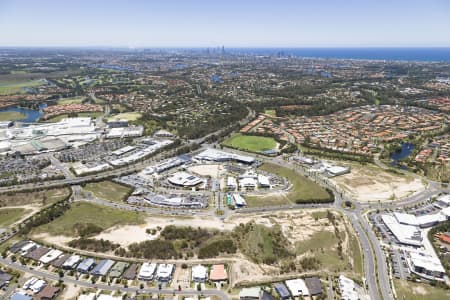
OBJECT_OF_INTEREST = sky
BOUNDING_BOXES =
[1,0,450,48]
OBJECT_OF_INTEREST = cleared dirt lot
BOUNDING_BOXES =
[331,163,425,202]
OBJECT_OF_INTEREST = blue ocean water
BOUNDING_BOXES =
[226,48,450,62]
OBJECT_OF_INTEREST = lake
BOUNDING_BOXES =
[0,104,46,123]
[390,142,415,169]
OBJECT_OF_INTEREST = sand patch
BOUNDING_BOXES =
[187,164,225,179]
[332,164,425,202]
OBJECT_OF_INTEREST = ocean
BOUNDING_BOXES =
[226,47,450,62]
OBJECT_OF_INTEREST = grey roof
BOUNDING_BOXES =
[274,283,290,299]
[10,240,29,253]
[50,254,70,268]
[305,277,323,295]
[77,258,95,272]
[91,259,115,276]
[123,263,139,280]
[261,291,275,300]
[25,246,50,261]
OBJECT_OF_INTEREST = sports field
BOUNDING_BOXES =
[107,112,142,121]
[32,202,145,237]
[223,133,277,153]
[83,180,132,203]
[0,111,26,121]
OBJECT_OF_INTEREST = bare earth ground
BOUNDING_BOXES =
[32,209,357,285]
[187,164,226,179]
[331,164,425,202]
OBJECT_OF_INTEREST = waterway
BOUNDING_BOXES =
[0,104,46,123]
[390,142,415,169]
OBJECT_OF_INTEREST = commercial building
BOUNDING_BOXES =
[285,279,310,297]
[233,194,247,207]
[195,149,255,164]
[434,194,450,208]
[107,119,129,128]
[407,251,446,280]
[168,171,203,187]
[381,214,422,246]
[156,264,174,282]
[138,262,157,281]
[191,265,208,282]
[325,165,350,177]
[91,259,115,276]
[226,176,237,190]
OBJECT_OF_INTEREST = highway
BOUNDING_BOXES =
[1,117,448,299]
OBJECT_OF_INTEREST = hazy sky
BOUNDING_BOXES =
[1,0,450,47]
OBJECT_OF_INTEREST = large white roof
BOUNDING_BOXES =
[381,214,422,246]
[285,278,310,297]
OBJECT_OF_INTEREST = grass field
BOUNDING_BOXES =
[0,79,45,95]
[57,96,86,105]
[0,111,26,121]
[0,188,71,207]
[394,279,450,300]
[107,112,142,121]
[32,202,145,237]
[222,133,277,153]
[264,109,276,117]
[247,163,331,206]
[0,208,29,227]
[43,111,103,123]
[83,180,132,203]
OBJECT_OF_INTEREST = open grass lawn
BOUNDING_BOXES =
[0,188,71,207]
[222,134,277,153]
[83,180,132,203]
[0,79,45,95]
[255,163,331,204]
[32,202,145,237]
[245,196,291,208]
[0,208,29,227]
[107,112,142,122]
[0,111,26,121]
[57,96,86,105]
[394,279,450,300]
[43,111,103,123]
[264,109,276,117]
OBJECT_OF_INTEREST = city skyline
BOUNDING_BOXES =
[1,0,450,48]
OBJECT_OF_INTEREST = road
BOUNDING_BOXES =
[0,257,228,300]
